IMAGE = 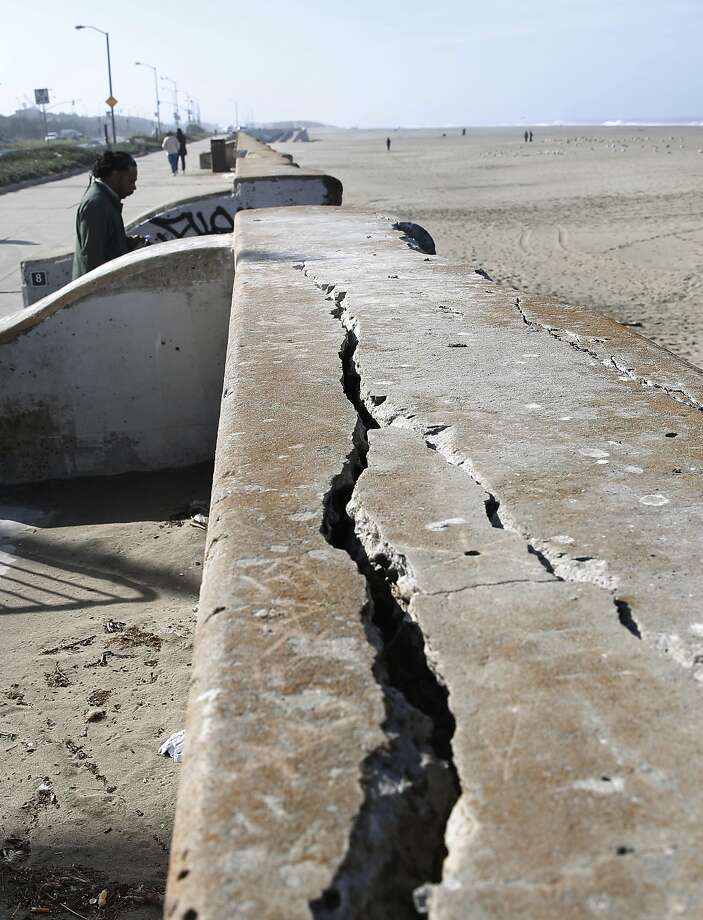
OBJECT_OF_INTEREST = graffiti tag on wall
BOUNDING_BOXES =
[146,205,235,241]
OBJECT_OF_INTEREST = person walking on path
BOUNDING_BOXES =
[176,128,188,173]
[72,151,146,280]
[162,132,180,175]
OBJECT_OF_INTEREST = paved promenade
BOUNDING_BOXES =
[0,138,229,317]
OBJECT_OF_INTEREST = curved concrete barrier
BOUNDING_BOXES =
[1,236,233,483]
[167,206,703,919]
[21,189,237,307]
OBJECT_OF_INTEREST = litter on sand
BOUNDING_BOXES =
[158,729,185,764]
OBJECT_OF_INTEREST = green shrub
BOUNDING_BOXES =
[0,139,162,188]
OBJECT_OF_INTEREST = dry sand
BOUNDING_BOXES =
[0,466,210,919]
[278,126,703,369]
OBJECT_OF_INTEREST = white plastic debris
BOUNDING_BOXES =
[159,729,185,764]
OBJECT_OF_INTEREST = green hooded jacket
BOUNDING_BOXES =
[72,179,131,279]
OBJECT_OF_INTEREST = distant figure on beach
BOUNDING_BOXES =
[529,130,534,143]
[386,137,391,151]
[524,130,529,143]
[162,132,180,175]
[72,151,146,279]
[176,128,188,173]
[462,128,466,136]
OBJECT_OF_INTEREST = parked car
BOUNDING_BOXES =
[44,132,58,141]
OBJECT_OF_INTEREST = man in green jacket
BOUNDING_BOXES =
[72,150,146,279]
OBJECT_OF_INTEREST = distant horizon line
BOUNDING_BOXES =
[326,120,703,131]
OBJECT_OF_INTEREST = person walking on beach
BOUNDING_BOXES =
[386,136,391,151]
[72,151,146,279]
[524,130,529,143]
[529,130,534,143]
[176,128,188,173]
[162,132,180,175]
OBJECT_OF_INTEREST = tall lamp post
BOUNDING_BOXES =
[75,24,116,144]
[160,76,180,128]
[135,61,161,137]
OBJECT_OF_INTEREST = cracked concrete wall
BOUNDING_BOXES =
[0,236,233,483]
[168,206,703,919]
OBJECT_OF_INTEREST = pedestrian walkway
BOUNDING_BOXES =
[0,139,230,317]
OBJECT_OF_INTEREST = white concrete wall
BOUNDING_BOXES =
[21,191,237,306]
[234,175,343,211]
[1,236,234,484]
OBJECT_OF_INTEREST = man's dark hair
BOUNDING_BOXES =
[92,150,136,179]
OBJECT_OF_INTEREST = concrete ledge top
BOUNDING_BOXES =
[168,205,703,917]
[166,229,391,919]
[235,132,336,184]
[231,206,703,666]
[1,235,233,344]
[235,159,331,181]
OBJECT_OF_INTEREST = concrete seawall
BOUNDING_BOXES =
[165,207,703,919]
[0,236,233,482]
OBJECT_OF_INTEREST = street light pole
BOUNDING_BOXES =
[75,24,116,144]
[135,61,161,137]
[160,76,180,128]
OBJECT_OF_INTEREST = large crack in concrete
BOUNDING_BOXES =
[514,296,703,413]
[291,255,703,912]
[310,285,460,920]
[306,271,650,655]
[319,281,642,642]
[421,424,644,642]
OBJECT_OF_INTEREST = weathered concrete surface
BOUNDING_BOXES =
[0,236,233,482]
[353,427,703,918]
[167,206,703,918]
[264,208,703,676]
[166,228,455,919]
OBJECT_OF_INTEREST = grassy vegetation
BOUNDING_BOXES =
[0,138,162,188]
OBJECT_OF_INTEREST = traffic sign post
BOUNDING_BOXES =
[105,96,118,109]
[34,88,50,141]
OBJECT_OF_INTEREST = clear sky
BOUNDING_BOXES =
[1,0,700,128]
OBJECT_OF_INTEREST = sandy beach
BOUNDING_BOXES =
[277,126,703,370]
[0,467,210,918]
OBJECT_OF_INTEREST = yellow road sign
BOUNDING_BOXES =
[105,96,118,108]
